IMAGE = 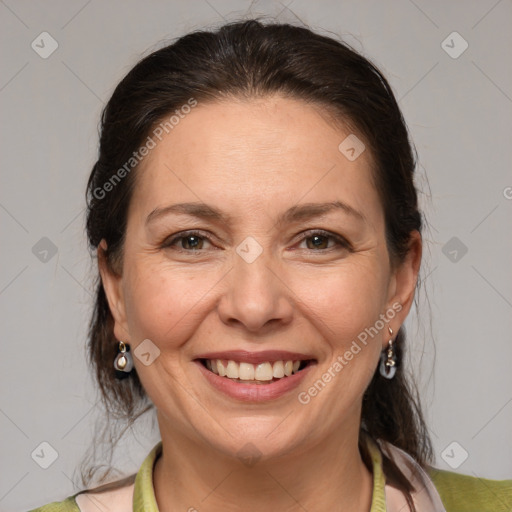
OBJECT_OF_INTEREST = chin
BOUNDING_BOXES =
[196,414,312,463]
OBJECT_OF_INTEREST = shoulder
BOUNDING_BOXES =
[27,475,135,512]
[27,495,81,512]
[428,467,512,512]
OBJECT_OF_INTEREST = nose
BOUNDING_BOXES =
[217,249,294,334]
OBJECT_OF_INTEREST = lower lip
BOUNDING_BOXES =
[195,361,315,402]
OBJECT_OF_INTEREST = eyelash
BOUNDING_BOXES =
[161,229,352,253]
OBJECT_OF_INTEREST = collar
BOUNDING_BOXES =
[132,439,389,511]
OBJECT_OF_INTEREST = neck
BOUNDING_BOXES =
[153,419,373,511]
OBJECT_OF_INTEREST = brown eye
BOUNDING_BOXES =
[306,234,330,250]
[180,235,204,250]
[297,230,352,252]
[162,231,213,251]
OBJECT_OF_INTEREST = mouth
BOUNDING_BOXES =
[194,350,317,401]
[198,357,315,384]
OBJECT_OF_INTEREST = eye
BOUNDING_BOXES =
[162,230,214,251]
[161,229,351,254]
[297,230,351,251]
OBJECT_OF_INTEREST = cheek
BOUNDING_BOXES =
[291,261,390,421]
[290,258,390,347]
[122,258,220,348]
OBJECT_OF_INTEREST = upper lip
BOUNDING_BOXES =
[195,350,316,365]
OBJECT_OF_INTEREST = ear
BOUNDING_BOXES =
[385,231,422,341]
[97,239,131,342]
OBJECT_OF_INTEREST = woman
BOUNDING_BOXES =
[30,19,511,512]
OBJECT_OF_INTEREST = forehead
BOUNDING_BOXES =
[130,95,382,227]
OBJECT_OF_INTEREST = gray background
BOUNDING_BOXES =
[1,0,511,510]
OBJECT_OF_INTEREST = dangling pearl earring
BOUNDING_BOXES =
[114,341,133,379]
[379,327,397,380]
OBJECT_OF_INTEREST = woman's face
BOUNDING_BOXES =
[101,95,419,460]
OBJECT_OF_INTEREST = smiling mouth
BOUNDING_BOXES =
[199,358,315,384]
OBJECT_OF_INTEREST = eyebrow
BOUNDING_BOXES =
[145,200,366,226]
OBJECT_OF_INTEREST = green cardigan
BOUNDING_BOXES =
[28,441,512,512]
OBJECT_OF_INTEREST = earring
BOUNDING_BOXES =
[114,341,133,379]
[379,327,397,380]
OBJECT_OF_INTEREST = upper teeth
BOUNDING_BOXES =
[205,359,302,381]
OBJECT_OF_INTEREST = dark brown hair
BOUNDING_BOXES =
[83,18,432,508]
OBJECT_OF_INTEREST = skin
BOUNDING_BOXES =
[99,95,421,511]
